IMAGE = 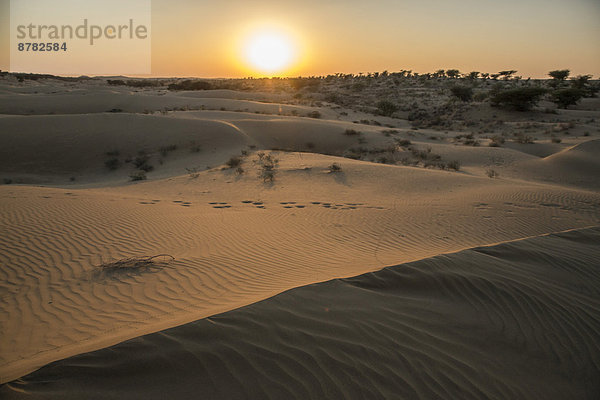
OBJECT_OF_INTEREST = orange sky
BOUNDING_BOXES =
[2,0,599,78]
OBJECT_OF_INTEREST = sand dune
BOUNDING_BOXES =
[2,227,599,399]
[1,78,600,391]
[2,152,600,383]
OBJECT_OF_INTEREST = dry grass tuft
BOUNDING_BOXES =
[97,254,175,271]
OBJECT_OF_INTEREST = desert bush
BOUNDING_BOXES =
[129,171,147,181]
[159,144,177,156]
[514,134,535,144]
[226,156,242,168]
[344,129,360,136]
[551,137,562,143]
[490,87,547,111]
[186,167,200,178]
[486,168,499,178]
[376,100,399,117]
[133,153,149,168]
[235,166,244,175]
[328,163,342,172]
[104,157,121,170]
[395,139,412,148]
[132,153,153,172]
[447,160,461,171]
[450,85,474,102]
[551,88,584,109]
[256,153,279,182]
[489,136,505,147]
[307,111,321,118]
[139,164,154,172]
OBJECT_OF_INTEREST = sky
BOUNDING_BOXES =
[1,0,599,78]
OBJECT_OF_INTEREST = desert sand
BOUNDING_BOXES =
[1,74,599,398]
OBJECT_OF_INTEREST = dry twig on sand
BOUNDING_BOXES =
[97,254,175,271]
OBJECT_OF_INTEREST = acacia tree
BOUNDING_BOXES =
[446,69,460,79]
[549,69,570,81]
[548,69,570,88]
[498,70,517,80]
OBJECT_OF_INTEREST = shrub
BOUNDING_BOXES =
[133,154,149,168]
[226,156,242,168]
[138,163,154,172]
[514,134,535,144]
[104,157,120,170]
[450,85,473,102]
[159,144,177,157]
[395,139,412,147]
[129,171,147,181]
[486,168,499,178]
[551,137,562,143]
[551,88,583,109]
[256,153,279,182]
[307,111,321,118]
[490,87,547,111]
[344,129,360,136]
[376,100,399,117]
[489,136,505,147]
[328,163,342,172]
[185,167,200,178]
[447,160,461,171]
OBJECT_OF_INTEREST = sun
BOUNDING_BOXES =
[243,29,296,75]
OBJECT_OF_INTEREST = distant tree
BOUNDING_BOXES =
[551,88,584,109]
[450,85,474,102]
[490,87,547,111]
[498,70,517,80]
[571,74,592,89]
[467,71,480,80]
[548,69,570,89]
[446,69,461,79]
[434,69,446,78]
[549,69,570,81]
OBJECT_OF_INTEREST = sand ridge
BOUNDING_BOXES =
[2,227,599,399]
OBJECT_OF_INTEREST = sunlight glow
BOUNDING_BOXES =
[243,30,296,74]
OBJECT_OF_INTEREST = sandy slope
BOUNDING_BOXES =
[2,153,600,384]
[2,227,599,399]
[1,78,600,388]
